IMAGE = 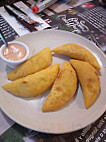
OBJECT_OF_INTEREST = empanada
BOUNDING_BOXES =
[42,61,77,112]
[7,47,52,80]
[3,64,59,97]
[52,43,100,70]
[70,59,100,109]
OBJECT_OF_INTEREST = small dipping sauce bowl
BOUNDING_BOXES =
[0,41,29,69]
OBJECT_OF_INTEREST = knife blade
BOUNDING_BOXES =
[4,5,37,32]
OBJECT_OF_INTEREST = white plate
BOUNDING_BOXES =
[0,30,106,134]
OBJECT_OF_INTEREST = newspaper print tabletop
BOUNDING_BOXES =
[0,0,106,141]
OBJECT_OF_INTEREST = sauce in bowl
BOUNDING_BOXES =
[3,43,26,61]
[0,41,29,69]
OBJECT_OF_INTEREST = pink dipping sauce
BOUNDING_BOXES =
[2,43,26,61]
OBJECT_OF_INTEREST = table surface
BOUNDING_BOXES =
[0,0,106,141]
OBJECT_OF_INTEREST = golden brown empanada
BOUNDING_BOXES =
[42,61,77,112]
[52,43,100,70]
[7,47,52,80]
[3,64,59,97]
[70,59,100,109]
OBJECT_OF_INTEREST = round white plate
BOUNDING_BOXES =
[0,30,106,134]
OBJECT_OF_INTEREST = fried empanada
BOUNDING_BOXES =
[52,43,100,70]
[42,61,77,112]
[7,47,52,80]
[70,59,100,109]
[3,64,59,97]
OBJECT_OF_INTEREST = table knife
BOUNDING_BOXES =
[4,5,37,32]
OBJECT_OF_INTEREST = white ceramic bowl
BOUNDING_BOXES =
[0,41,29,69]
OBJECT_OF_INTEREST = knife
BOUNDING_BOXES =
[10,4,42,27]
[4,5,37,32]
